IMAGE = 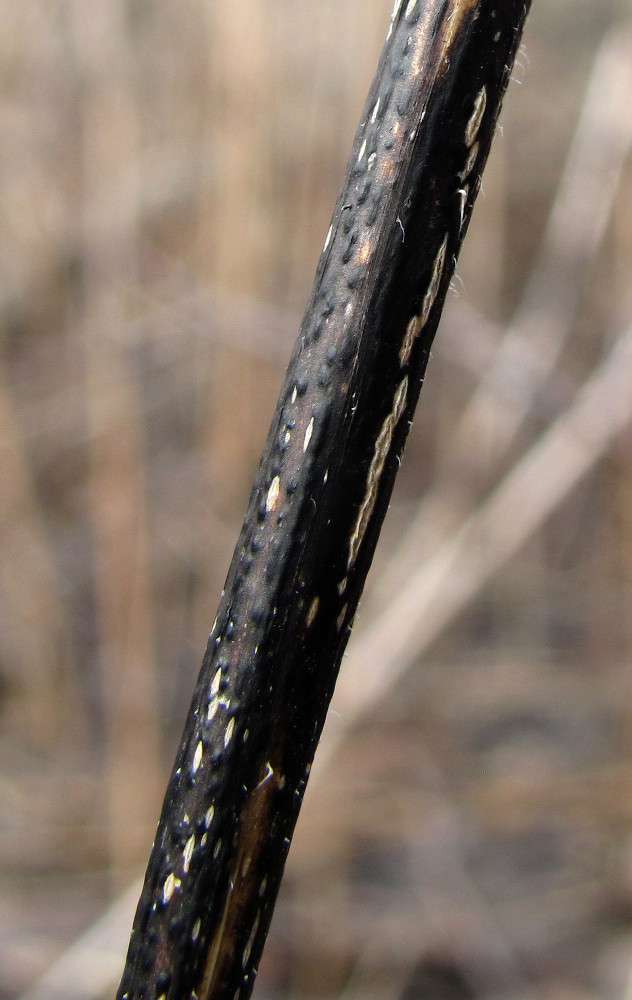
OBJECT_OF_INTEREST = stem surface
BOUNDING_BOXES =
[117,3,533,999]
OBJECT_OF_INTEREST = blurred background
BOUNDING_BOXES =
[2,1,632,998]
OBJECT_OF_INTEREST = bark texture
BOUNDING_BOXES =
[117,3,533,999]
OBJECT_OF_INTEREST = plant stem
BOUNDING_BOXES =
[117,3,533,999]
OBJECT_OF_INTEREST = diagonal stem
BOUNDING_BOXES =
[117,4,533,999]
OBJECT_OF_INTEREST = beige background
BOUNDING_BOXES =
[2,1,632,998]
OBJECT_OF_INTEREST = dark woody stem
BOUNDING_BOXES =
[117,3,532,999]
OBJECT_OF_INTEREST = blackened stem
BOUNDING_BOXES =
[117,3,533,1000]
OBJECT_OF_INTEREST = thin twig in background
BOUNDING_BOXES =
[365,23,632,620]
[16,881,143,1000]
[70,0,163,879]
[325,311,632,757]
[0,363,74,746]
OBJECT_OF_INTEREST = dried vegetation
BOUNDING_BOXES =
[2,2,632,999]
